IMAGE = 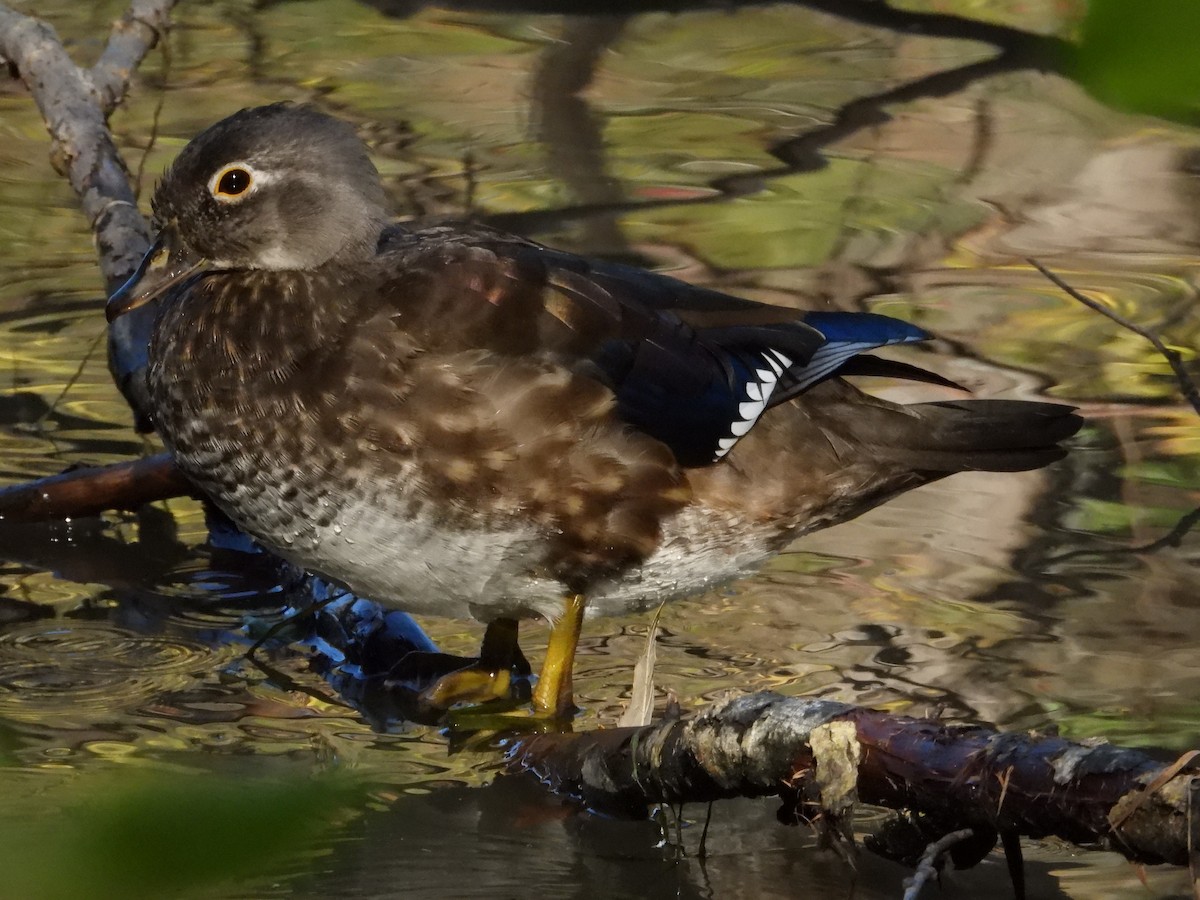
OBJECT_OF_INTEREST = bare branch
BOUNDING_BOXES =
[0,4,147,289]
[0,1,177,425]
[89,0,177,116]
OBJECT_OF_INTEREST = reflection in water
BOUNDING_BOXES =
[2,1,1199,897]
[279,779,1078,900]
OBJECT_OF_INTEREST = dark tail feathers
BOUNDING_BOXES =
[890,400,1083,473]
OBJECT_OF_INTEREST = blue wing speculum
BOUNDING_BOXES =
[779,311,929,394]
[709,311,930,461]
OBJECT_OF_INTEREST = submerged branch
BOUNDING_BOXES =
[509,693,1196,867]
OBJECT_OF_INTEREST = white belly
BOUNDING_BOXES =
[264,498,779,623]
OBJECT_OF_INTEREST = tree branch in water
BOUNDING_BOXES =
[0,453,190,522]
[509,693,1198,867]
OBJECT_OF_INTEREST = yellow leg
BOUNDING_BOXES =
[421,665,511,709]
[531,594,586,718]
[419,618,522,710]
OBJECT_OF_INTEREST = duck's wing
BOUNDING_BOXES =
[381,226,932,466]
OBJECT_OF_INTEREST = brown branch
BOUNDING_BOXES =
[0,453,190,522]
[510,693,1197,867]
[1189,779,1200,900]
[1030,258,1200,417]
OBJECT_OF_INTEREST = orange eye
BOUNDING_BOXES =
[214,167,252,198]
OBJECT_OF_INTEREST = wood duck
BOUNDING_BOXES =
[107,103,1081,719]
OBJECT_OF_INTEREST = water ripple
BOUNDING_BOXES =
[0,622,217,724]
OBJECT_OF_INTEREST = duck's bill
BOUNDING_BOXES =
[105,235,207,322]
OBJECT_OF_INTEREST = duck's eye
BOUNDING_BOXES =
[213,166,253,199]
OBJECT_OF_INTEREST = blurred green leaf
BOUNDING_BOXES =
[1073,0,1200,122]
[1122,457,1200,491]
[1067,497,1186,534]
[1056,704,1200,750]
[0,770,361,900]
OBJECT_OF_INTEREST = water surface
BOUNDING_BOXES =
[1,1,1198,897]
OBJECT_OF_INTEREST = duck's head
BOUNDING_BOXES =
[107,103,389,321]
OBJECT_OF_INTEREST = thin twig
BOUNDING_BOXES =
[698,801,714,860]
[245,590,348,658]
[35,326,106,430]
[1000,830,1026,900]
[1029,258,1200,416]
[243,649,356,712]
[132,28,171,202]
[995,764,1013,817]
[902,828,976,900]
[1188,778,1200,900]
[1047,504,1200,566]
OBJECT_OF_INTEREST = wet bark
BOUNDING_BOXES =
[0,453,190,522]
[510,693,1197,867]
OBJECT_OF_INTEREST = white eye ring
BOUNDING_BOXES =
[208,162,265,203]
